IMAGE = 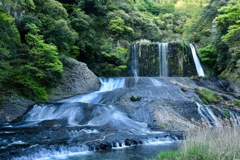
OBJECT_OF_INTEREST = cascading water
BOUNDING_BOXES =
[158,43,168,77]
[150,77,164,86]
[59,77,125,103]
[189,44,205,77]
[23,103,84,126]
[0,77,184,160]
[20,77,126,126]
[197,103,221,127]
[229,110,240,126]
[98,77,125,92]
[131,44,139,77]
[130,42,200,77]
[23,104,151,133]
[2,76,239,160]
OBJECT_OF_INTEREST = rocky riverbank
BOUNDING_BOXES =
[0,58,100,125]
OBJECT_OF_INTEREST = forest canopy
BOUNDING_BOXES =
[0,0,239,101]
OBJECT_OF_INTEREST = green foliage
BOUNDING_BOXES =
[108,16,134,37]
[232,99,240,106]
[20,0,36,10]
[0,8,19,92]
[43,19,79,53]
[35,0,68,20]
[213,0,240,86]
[194,88,223,104]
[182,0,240,85]
[152,150,180,160]
[130,95,142,101]
[154,128,240,160]
[1,0,239,102]
[199,45,217,72]
[24,23,63,87]
[9,74,48,102]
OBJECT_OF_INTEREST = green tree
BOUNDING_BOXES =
[24,23,63,87]
[214,0,240,85]
[0,7,19,92]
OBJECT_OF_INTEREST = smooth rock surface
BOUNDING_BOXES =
[50,57,100,101]
[0,94,34,125]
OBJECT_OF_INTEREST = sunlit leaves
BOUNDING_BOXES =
[25,23,63,87]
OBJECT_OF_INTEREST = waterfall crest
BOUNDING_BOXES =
[130,42,203,77]
[59,77,125,103]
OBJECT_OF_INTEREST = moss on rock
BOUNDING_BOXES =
[194,88,223,104]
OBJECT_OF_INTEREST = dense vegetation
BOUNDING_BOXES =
[184,0,240,86]
[152,128,240,160]
[0,0,239,101]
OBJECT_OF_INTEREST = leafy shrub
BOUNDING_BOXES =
[130,95,142,101]
[232,99,240,106]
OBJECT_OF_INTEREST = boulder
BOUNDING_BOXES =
[0,94,34,125]
[50,57,100,101]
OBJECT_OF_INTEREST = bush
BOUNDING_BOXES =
[153,150,180,160]
[130,95,141,101]
[232,99,240,106]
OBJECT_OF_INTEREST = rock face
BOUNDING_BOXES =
[0,57,99,125]
[99,77,240,130]
[129,42,197,77]
[50,57,100,101]
[0,94,34,125]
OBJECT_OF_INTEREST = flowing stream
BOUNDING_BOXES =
[0,77,183,160]
[1,74,239,160]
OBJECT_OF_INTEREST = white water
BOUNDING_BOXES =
[98,78,125,92]
[189,44,205,77]
[86,105,150,133]
[59,77,125,103]
[23,103,150,132]
[131,44,139,77]
[158,43,168,77]
[197,103,221,127]
[21,78,126,126]
[13,146,92,160]
[150,77,164,86]
[229,111,240,126]
[23,103,84,126]
[13,138,177,160]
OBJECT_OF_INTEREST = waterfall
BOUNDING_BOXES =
[189,44,205,77]
[86,105,150,133]
[229,110,240,126]
[23,104,150,132]
[197,103,221,127]
[130,42,204,77]
[150,77,164,86]
[60,77,125,103]
[98,77,125,92]
[158,43,168,77]
[22,78,127,126]
[23,103,84,126]
[131,44,138,77]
